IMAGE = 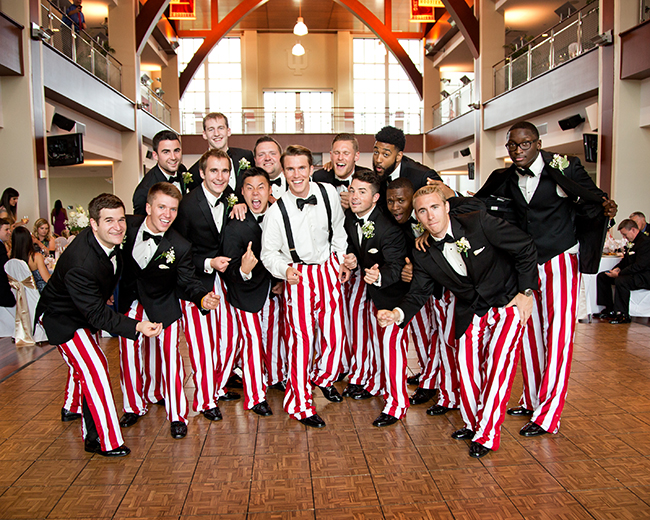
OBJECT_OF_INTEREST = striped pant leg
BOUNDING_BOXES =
[58,328,124,451]
[374,312,410,419]
[181,299,218,412]
[213,277,239,399]
[340,274,356,375]
[118,301,148,416]
[261,294,286,386]
[433,291,461,408]
[409,297,434,375]
[283,263,318,419]
[457,315,485,432]
[60,348,82,414]
[347,274,372,387]
[157,320,188,423]
[235,307,267,409]
[472,307,524,451]
[142,324,164,405]
[518,283,545,411]
[530,253,580,433]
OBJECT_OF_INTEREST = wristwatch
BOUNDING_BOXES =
[522,288,534,297]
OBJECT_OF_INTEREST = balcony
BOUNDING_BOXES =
[431,80,475,129]
[140,84,172,126]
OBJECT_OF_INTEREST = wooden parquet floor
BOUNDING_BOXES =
[1,320,650,519]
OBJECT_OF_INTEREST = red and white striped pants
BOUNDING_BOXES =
[409,298,435,378]
[346,274,374,389]
[212,277,241,400]
[120,302,188,423]
[519,252,579,434]
[61,348,82,414]
[457,306,523,451]
[233,304,269,409]
[261,294,286,386]
[340,271,359,375]
[58,328,124,451]
[283,253,346,419]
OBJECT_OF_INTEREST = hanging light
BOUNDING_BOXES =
[293,0,308,36]
[292,42,305,56]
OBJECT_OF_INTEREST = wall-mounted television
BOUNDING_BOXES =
[47,133,84,167]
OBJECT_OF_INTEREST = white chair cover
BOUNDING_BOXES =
[630,290,650,318]
[0,306,15,337]
[4,259,48,345]
[54,237,68,249]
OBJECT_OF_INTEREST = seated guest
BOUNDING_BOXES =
[33,218,55,256]
[11,226,50,292]
[0,218,16,308]
[630,212,649,236]
[596,219,650,324]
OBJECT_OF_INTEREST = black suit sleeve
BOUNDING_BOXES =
[565,157,607,219]
[398,250,439,327]
[619,241,650,277]
[175,244,208,308]
[222,225,249,284]
[132,178,151,216]
[378,225,407,289]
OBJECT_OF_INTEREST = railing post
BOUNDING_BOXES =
[71,32,77,62]
[549,30,555,70]
[577,10,583,54]
[527,45,532,81]
[508,61,512,93]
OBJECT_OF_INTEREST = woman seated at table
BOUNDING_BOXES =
[32,218,55,256]
[11,227,50,293]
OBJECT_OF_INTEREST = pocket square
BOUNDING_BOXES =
[473,246,485,256]
[368,248,379,254]
[159,264,170,269]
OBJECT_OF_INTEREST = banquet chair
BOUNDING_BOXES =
[630,290,650,318]
[4,259,48,345]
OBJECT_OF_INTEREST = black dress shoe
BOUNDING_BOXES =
[426,404,453,416]
[372,413,399,427]
[119,412,140,428]
[220,391,241,401]
[269,381,287,392]
[61,408,82,422]
[154,399,165,406]
[507,406,534,416]
[318,385,343,403]
[409,388,437,405]
[84,439,131,457]
[406,373,421,386]
[251,401,273,416]
[342,383,363,397]
[351,389,374,400]
[469,442,491,458]
[451,428,475,440]
[226,373,244,388]
[593,310,616,320]
[519,422,548,437]
[335,372,348,383]
[170,421,187,439]
[201,406,222,421]
[299,414,326,428]
[610,313,632,324]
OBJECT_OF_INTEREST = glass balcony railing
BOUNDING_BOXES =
[40,0,122,92]
[140,85,172,126]
[431,81,474,128]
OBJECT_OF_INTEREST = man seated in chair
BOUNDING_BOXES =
[596,219,650,324]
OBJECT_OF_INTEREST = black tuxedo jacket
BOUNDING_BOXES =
[187,147,255,193]
[378,156,441,210]
[0,242,15,307]
[222,211,272,313]
[173,184,236,295]
[118,216,206,328]
[344,206,409,309]
[133,165,187,216]
[35,227,139,345]
[401,211,538,338]
[312,165,368,187]
[475,150,608,274]
[615,231,650,286]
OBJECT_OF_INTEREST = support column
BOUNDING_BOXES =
[422,59,440,167]
[161,53,180,132]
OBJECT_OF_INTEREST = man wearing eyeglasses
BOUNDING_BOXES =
[476,121,617,439]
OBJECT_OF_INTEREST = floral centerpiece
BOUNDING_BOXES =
[65,206,90,235]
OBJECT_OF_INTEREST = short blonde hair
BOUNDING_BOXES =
[412,185,448,206]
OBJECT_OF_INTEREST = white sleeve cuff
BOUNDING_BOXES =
[204,258,214,274]
[395,307,405,325]
[373,272,382,287]
[240,268,252,281]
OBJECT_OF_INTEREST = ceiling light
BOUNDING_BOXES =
[294,17,308,36]
[292,42,305,56]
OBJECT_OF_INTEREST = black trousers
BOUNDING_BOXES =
[596,272,638,314]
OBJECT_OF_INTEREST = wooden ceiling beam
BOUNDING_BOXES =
[135,0,171,56]
[439,0,479,58]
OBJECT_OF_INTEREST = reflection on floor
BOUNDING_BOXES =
[1,320,650,519]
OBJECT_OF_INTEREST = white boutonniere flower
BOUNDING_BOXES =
[626,242,635,254]
[182,171,193,185]
[238,158,251,171]
[158,264,170,269]
[412,222,425,238]
[550,154,570,173]
[456,237,471,256]
[362,220,375,240]
[368,248,379,254]
[156,247,175,264]
[227,194,238,209]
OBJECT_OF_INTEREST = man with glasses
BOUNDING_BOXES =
[476,121,617,438]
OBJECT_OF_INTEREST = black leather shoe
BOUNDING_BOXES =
[61,408,82,422]
[119,412,140,428]
[372,413,399,427]
[409,388,437,405]
[299,414,326,428]
[469,442,491,458]
[269,381,287,392]
[335,372,348,383]
[406,373,421,386]
[593,310,616,320]
[84,439,131,457]
[201,406,222,421]
[610,313,632,324]
[318,385,343,403]
[351,389,374,400]
[520,422,548,437]
[451,428,474,440]
[170,421,187,439]
[220,391,241,401]
[226,373,244,388]
[154,399,165,406]
[342,383,363,397]
[507,406,534,416]
[426,404,453,416]
[251,401,273,416]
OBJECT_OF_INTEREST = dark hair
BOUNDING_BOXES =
[0,188,19,220]
[630,211,646,220]
[375,126,406,152]
[203,112,229,130]
[0,217,10,228]
[507,121,540,140]
[254,135,283,156]
[240,166,270,186]
[88,193,125,221]
[153,130,181,153]
[352,168,381,195]
[147,182,182,205]
[618,219,639,232]
[199,148,232,174]
[332,133,359,153]
[53,199,63,216]
[387,177,414,193]
[10,226,35,263]
[281,145,313,168]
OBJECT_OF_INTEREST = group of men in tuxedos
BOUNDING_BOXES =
[35,118,618,459]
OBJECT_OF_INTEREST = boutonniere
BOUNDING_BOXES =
[156,246,175,265]
[550,154,570,173]
[238,158,251,172]
[412,222,425,237]
[368,248,379,254]
[626,242,635,254]
[182,171,193,185]
[361,220,375,240]
[227,194,238,209]
[456,237,471,256]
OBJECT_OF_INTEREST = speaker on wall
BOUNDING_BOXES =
[460,147,471,157]
[583,133,598,163]
[558,114,585,131]
[52,113,76,132]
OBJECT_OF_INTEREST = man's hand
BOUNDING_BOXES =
[426,179,456,199]
[286,266,302,285]
[401,257,413,283]
[339,264,351,283]
[377,309,398,328]
[241,241,258,275]
[106,294,114,306]
[136,321,163,337]
[201,291,220,310]
[602,197,618,218]
[269,194,277,205]
[415,231,430,252]
[229,203,248,221]
[364,263,380,285]
[322,160,333,172]
[506,292,534,325]
[339,191,350,209]
[210,256,231,272]
[605,267,620,278]
[271,281,284,295]
[343,253,357,270]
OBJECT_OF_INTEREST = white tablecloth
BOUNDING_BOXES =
[577,255,621,320]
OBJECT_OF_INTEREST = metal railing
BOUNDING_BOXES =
[180,108,423,135]
[40,0,122,91]
[140,85,172,126]
[431,81,474,128]
[493,3,599,97]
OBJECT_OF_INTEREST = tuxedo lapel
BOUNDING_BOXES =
[196,187,221,242]
[145,235,172,273]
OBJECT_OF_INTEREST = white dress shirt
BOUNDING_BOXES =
[355,206,381,287]
[95,236,117,273]
[240,211,266,282]
[162,171,182,193]
[432,223,467,277]
[202,183,227,274]
[269,175,288,200]
[389,162,402,182]
[132,221,164,270]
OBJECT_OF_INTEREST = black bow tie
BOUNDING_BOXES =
[332,178,350,188]
[166,174,182,184]
[108,248,118,259]
[433,234,455,251]
[214,194,227,208]
[296,195,318,210]
[355,217,366,227]
[142,231,162,245]
[256,214,265,224]
[408,217,418,226]
[270,177,283,187]
[517,167,535,177]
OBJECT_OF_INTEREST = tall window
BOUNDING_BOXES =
[263,91,333,134]
[353,38,423,134]
[178,38,242,134]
